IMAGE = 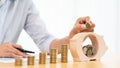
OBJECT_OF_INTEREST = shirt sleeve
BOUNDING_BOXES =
[24,1,55,53]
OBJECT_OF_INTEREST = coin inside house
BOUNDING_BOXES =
[82,44,97,57]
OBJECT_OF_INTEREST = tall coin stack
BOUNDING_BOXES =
[15,58,22,66]
[61,44,68,63]
[27,56,35,65]
[50,48,58,63]
[39,52,46,64]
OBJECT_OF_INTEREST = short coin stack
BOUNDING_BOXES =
[61,44,68,63]
[82,44,96,57]
[50,48,58,63]
[27,56,35,65]
[39,52,46,64]
[15,58,22,66]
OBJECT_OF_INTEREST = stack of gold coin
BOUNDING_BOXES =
[82,44,96,57]
[39,52,46,64]
[15,58,22,66]
[50,48,58,63]
[61,44,68,63]
[27,56,35,65]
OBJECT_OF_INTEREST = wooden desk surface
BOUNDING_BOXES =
[0,52,120,68]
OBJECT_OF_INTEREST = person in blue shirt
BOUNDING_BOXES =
[0,0,95,58]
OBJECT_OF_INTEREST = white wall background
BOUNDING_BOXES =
[17,0,120,54]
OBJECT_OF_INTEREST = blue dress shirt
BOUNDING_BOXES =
[0,0,55,52]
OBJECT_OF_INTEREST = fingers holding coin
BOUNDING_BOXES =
[69,16,95,39]
[75,16,95,32]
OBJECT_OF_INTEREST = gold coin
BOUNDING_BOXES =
[92,46,97,55]
[86,23,90,29]
[87,48,93,57]
[82,46,87,55]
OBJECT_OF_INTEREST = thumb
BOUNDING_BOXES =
[12,43,22,49]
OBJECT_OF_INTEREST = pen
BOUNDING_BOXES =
[16,48,35,53]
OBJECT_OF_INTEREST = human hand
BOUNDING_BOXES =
[0,42,29,58]
[69,16,95,38]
